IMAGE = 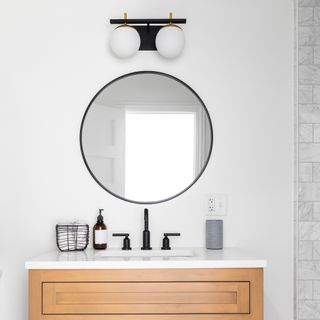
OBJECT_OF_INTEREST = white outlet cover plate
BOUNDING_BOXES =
[207,194,227,216]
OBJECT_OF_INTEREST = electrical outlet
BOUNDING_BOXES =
[207,194,227,216]
[208,197,215,214]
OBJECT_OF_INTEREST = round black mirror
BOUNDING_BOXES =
[80,71,213,204]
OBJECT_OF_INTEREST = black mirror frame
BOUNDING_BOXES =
[80,71,214,205]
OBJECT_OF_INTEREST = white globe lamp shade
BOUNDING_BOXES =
[156,26,185,59]
[110,26,141,58]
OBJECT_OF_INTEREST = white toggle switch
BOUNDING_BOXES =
[207,194,227,216]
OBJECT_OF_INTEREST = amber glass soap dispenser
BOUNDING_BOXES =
[93,209,107,250]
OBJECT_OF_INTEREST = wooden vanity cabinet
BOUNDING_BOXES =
[29,268,263,320]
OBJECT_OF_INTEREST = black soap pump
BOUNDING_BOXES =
[93,209,107,250]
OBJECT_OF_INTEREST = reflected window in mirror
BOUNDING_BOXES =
[125,112,195,200]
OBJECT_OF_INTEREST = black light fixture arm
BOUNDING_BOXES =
[110,18,187,25]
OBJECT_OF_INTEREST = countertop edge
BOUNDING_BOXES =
[25,248,267,270]
[25,260,267,270]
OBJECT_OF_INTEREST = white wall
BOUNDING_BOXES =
[0,0,294,319]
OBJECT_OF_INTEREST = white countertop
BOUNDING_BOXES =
[25,248,267,270]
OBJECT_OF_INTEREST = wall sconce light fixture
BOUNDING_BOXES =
[109,13,187,59]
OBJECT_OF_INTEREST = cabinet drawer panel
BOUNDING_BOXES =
[43,282,249,315]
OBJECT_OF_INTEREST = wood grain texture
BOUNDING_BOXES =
[29,270,42,320]
[29,268,263,320]
[42,281,249,314]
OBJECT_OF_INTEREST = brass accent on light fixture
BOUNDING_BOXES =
[117,12,134,29]
[163,12,181,30]
[169,12,173,25]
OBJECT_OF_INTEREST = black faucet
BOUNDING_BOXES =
[141,208,152,250]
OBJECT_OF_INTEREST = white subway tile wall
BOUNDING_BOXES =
[298,1,320,317]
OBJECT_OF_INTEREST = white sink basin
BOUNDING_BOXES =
[95,249,194,258]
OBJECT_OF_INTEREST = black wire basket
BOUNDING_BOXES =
[56,223,89,252]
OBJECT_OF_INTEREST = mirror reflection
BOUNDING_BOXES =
[80,72,213,204]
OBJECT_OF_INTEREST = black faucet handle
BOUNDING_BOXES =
[164,233,181,237]
[113,233,129,237]
[112,233,132,250]
[161,233,181,250]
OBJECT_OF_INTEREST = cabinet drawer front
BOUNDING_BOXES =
[43,282,249,315]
